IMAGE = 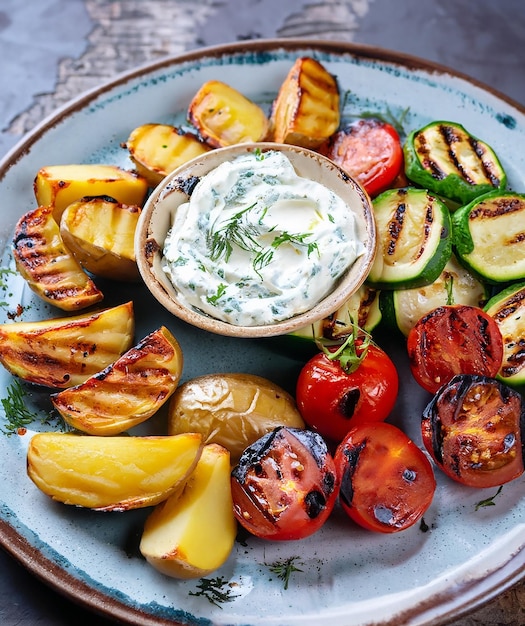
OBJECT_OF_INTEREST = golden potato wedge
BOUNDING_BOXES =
[0,301,134,388]
[13,205,104,311]
[188,80,269,148]
[60,196,141,282]
[27,431,203,511]
[52,326,184,435]
[168,373,305,463]
[140,443,236,579]
[126,123,211,186]
[269,57,340,148]
[34,164,149,223]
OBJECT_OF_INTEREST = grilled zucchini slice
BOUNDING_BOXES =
[485,282,525,387]
[404,120,507,205]
[452,191,525,283]
[269,57,340,148]
[380,254,487,337]
[13,205,104,311]
[367,187,452,289]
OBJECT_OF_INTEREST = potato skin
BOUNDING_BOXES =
[269,57,340,148]
[126,123,211,186]
[188,80,269,148]
[52,326,184,435]
[60,196,141,282]
[0,301,134,388]
[13,205,104,311]
[27,432,203,511]
[168,373,305,463]
[140,443,236,579]
[34,164,148,224]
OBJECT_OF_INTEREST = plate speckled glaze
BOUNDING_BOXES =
[0,40,524,626]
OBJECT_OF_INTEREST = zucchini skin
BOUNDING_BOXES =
[485,281,525,387]
[404,120,507,205]
[367,187,452,290]
[452,190,525,283]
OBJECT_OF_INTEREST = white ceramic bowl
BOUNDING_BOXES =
[135,142,377,338]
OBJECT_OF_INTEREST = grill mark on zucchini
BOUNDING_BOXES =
[387,202,406,256]
[415,123,504,186]
[386,199,433,263]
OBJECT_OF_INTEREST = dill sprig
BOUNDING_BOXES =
[0,379,66,435]
[208,202,317,279]
[188,576,240,608]
[266,556,303,590]
[475,485,503,511]
[208,203,260,263]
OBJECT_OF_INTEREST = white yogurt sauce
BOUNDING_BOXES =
[162,150,364,326]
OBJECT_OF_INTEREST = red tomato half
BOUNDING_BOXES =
[422,374,525,488]
[335,422,436,533]
[318,118,404,197]
[407,304,503,394]
[296,342,399,443]
[231,427,338,541]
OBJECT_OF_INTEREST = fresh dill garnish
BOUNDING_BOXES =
[266,556,303,590]
[0,379,65,435]
[475,485,503,511]
[0,267,16,286]
[206,282,227,305]
[208,203,260,263]
[209,203,317,277]
[188,576,240,608]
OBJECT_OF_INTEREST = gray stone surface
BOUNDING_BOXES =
[0,1,524,625]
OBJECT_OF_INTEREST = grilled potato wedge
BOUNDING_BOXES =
[0,301,134,388]
[27,431,203,511]
[34,164,149,223]
[270,57,340,148]
[140,443,236,579]
[188,80,269,148]
[52,326,184,435]
[126,123,211,186]
[13,205,104,311]
[60,196,141,282]
[168,373,305,463]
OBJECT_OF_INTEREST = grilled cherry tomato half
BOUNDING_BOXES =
[231,426,338,541]
[318,118,404,197]
[407,304,503,394]
[296,334,399,443]
[335,422,436,533]
[422,374,525,488]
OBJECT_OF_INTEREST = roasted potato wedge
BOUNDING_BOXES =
[13,205,104,311]
[27,431,203,511]
[0,301,134,388]
[34,164,149,223]
[140,443,236,579]
[52,326,184,435]
[269,57,340,148]
[168,373,305,463]
[60,196,141,282]
[188,80,269,148]
[126,123,211,186]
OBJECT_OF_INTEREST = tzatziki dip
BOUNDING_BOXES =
[162,149,364,326]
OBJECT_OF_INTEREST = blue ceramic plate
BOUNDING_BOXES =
[0,40,524,626]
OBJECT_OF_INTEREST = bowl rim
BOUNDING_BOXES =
[135,141,377,338]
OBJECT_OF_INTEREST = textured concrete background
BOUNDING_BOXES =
[0,1,524,625]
